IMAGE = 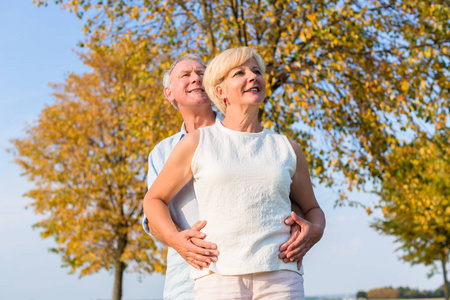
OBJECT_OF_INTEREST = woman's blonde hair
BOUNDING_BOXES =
[204,47,266,114]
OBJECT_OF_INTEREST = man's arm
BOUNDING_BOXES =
[278,139,326,269]
[143,135,218,269]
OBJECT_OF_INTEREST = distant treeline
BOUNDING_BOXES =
[357,285,448,299]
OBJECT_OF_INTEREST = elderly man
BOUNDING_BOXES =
[143,54,323,299]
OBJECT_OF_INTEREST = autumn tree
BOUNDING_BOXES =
[10,37,180,300]
[372,130,450,300]
[35,0,449,203]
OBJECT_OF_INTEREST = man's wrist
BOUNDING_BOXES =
[166,230,182,248]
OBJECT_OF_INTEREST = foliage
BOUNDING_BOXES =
[357,291,368,299]
[362,285,448,299]
[34,0,449,203]
[436,284,450,298]
[372,130,450,300]
[367,287,400,299]
[9,36,179,298]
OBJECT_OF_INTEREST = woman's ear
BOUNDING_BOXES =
[216,84,225,99]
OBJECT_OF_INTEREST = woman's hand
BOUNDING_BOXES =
[279,211,324,270]
[170,220,220,270]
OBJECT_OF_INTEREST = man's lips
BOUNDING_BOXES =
[188,88,205,93]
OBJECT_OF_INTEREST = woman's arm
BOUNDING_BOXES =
[279,138,326,269]
[143,130,218,269]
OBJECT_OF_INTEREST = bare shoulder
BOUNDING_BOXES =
[181,129,201,147]
[287,138,306,160]
[172,129,201,154]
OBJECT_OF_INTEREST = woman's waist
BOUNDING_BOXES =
[190,247,300,279]
[202,221,291,259]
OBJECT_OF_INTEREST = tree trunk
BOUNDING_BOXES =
[442,255,449,300]
[112,235,127,300]
[112,260,126,300]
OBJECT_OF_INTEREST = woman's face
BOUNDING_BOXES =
[220,58,266,108]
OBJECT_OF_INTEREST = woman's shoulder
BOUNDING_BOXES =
[264,128,296,145]
[265,130,304,158]
[180,129,201,146]
[168,129,201,158]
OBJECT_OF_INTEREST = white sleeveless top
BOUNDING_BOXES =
[190,121,302,279]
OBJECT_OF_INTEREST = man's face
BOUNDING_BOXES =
[165,59,208,108]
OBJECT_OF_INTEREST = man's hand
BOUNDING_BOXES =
[171,220,219,270]
[279,211,324,270]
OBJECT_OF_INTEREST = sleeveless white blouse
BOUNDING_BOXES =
[190,121,302,279]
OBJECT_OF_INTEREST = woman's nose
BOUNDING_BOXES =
[247,71,257,81]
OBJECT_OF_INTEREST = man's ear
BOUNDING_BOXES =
[164,87,175,103]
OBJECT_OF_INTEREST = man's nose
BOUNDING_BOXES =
[191,72,202,83]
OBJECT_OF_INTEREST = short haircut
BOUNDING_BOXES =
[203,47,266,114]
[163,54,206,110]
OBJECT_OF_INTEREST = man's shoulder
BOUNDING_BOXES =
[147,131,183,177]
[152,132,181,151]
[151,131,183,154]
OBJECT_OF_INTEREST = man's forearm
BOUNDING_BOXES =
[148,218,182,246]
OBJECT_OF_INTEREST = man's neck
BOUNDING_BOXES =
[180,106,216,133]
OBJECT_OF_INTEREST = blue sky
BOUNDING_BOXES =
[0,1,444,299]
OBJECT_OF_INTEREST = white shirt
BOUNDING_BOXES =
[142,116,220,300]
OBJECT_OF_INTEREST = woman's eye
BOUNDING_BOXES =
[233,71,243,77]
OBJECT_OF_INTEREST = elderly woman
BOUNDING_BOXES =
[144,47,325,299]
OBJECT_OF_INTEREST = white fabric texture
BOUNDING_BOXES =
[191,121,302,279]
[193,271,304,300]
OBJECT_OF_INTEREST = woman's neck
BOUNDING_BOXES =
[221,107,263,133]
